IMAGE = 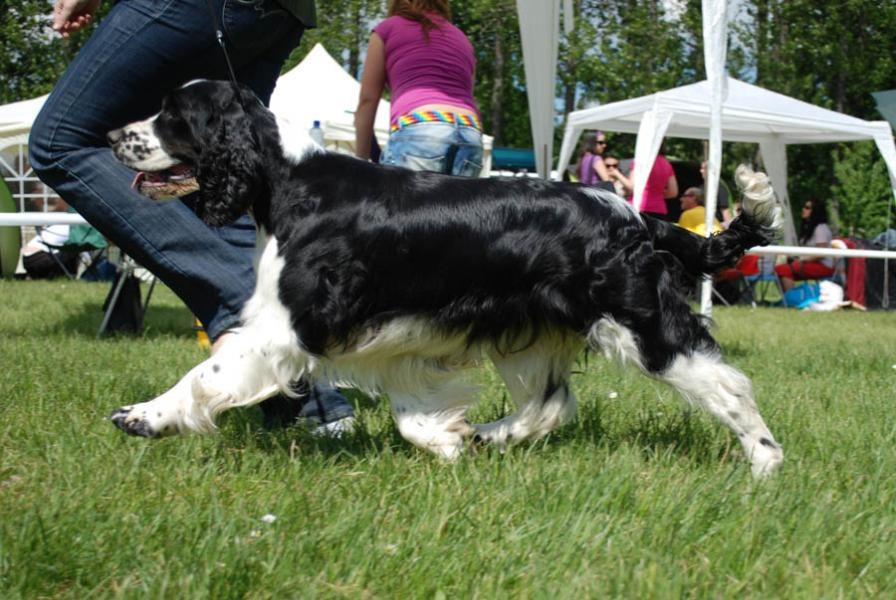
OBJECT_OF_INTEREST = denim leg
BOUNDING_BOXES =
[29,0,303,340]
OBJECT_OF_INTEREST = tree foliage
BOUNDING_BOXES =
[453,0,530,147]
[736,0,896,236]
[832,142,894,238]
[0,0,109,104]
[286,0,384,78]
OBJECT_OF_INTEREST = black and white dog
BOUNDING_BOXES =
[108,81,783,477]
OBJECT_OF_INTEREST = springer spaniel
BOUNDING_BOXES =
[107,81,784,477]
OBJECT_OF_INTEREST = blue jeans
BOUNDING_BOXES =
[383,121,483,177]
[29,0,303,341]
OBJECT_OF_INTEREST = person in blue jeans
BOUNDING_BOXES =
[354,0,483,176]
[30,0,354,433]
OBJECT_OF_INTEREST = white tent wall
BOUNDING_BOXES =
[0,95,48,138]
[757,139,797,244]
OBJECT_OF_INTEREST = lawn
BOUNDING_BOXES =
[1,279,894,598]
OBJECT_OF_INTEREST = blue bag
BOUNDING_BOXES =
[783,282,820,308]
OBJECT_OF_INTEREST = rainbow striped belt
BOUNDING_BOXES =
[391,110,482,133]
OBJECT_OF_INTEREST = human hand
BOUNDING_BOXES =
[53,0,102,37]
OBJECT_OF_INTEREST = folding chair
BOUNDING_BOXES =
[98,254,157,336]
[34,214,109,280]
[744,255,784,306]
[713,254,764,306]
[66,217,110,279]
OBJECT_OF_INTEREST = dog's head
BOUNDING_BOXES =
[108,80,267,227]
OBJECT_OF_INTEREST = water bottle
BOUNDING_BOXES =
[309,120,325,147]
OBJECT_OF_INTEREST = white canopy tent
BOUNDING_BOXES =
[269,42,391,154]
[517,0,895,311]
[555,77,896,247]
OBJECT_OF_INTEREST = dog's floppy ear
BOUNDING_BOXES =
[194,91,262,227]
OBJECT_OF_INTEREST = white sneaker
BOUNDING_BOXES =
[312,416,356,438]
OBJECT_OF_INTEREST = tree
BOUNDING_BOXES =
[285,0,385,77]
[555,1,704,159]
[0,0,107,103]
[832,142,894,238]
[454,0,530,147]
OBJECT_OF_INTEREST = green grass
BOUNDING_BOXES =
[1,279,895,598]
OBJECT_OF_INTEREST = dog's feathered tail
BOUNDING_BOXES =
[646,164,782,276]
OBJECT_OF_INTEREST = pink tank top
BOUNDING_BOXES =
[627,155,674,215]
[373,14,480,125]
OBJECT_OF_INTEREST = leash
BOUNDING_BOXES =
[203,0,241,89]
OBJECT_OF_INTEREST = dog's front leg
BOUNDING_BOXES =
[110,337,298,437]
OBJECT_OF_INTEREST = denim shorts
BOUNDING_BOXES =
[383,121,484,177]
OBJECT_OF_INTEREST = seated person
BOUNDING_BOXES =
[21,224,78,279]
[775,198,835,291]
[677,187,722,236]
[604,155,626,196]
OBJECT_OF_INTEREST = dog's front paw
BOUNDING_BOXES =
[110,406,160,437]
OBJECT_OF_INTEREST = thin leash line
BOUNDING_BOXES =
[203,0,241,89]
[201,0,259,120]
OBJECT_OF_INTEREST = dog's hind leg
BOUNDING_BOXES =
[473,332,582,449]
[387,377,476,460]
[590,306,783,478]
[659,350,783,477]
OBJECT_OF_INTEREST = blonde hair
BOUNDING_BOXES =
[388,0,452,34]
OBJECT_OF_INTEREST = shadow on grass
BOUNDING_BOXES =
[213,391,422,463]
[54,301,195,340]
[545,400,728,467]
[207,387,730,470]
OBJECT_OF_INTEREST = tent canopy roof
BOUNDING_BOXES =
[565,77,892,146]
[0,94,48,138]
[269,43,390,144]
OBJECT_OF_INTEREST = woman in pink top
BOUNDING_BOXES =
[355,0,483,177]
[611,147,679,220]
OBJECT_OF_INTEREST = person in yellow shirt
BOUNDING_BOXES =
[677,187,722,236]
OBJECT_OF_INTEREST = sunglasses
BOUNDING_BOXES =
[596,140,607,145]
[802,204,812,209]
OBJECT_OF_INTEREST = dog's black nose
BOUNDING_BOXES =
[107,128,122,145]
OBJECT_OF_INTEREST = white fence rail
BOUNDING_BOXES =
[0,213,88,226]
